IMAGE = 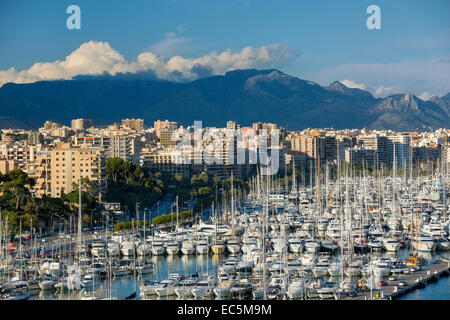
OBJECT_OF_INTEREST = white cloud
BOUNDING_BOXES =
[373,85,400,98]
[176,25,187,34]
[418,92,433,101]
[165,32,177,38]
[150,36,194,56]
[306,59,450,98]
[340,79,366,90]
[0,40,297,87]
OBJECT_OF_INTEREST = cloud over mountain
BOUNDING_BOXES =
[306,58,450,99]
[340,79,366,90]
[0,41,297,87]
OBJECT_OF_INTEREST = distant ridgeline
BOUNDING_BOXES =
[0,69,448,131]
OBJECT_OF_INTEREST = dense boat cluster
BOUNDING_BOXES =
[1,165,449,300]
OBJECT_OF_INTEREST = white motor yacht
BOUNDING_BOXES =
[174,278,198,299]
[165,240,181,256]
[154,274,182,297]
[287,279,306,300]
[196,238,210,255]
[214,279,236,299]
[181,239,196,255]
[90,241,106,257]
[382,238,400,252]
[150,239,166,256]
[38,276,57,291]
[191,277,217,299]
[211,240,226,254]
[412,235,437,252]
[226,238,242,254]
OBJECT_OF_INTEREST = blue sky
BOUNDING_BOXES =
[0,0,449,98]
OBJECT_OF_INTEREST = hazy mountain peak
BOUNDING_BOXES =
[329,80,347,89]
[327,80,373,99]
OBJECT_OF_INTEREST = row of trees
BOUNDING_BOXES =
[152,210,194,225]
[105,157,165,214]
[114,219,149,231]
[0,169,100,234]
[0,169,38,232]
[170,172,249,214]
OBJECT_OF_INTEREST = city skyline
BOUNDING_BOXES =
[1,1,450,304]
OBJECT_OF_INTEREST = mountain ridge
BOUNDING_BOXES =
[0,69,448,131]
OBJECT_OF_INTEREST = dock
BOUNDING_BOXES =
[343,259,450,300]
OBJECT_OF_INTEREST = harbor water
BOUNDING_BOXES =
[28,249,450,300]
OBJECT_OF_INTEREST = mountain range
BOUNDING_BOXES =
[0,69,448,131]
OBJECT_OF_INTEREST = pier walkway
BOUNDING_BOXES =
[343,259,450,300]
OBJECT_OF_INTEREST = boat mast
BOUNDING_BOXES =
[77,173,82,260]
[176,195,179,231]
[231,171,235,237]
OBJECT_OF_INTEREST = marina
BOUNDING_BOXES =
[1,164,450,301]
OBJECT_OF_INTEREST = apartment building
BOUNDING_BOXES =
[27,132,44,145]
[140,147,191,177]
[360,133,411,168]
[344,146,376,166]
[160,128,177,148]
[141,129,253,179]
[74,132,142,165]
[154,120,180,138]
[360,134,391,167]
[50,142,104,198]
[1,134,15,145]
[122,118,144,131]
[0,159,18,174]
[43,121,62,130]
[0,142,29,170]
[252,122,278,134]
[26,149,52,197]
[71,118,93,131]
[287,133,324,162]
[389,133,412,168]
